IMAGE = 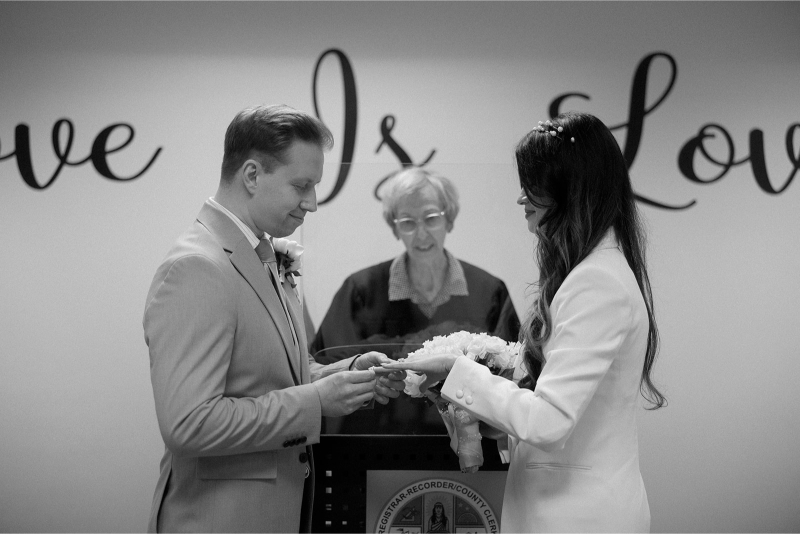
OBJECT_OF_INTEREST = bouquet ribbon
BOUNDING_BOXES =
[425,391,483,473]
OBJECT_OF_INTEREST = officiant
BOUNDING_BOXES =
[311,167,519,435]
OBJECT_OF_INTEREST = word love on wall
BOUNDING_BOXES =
[0,119,162,190]
[315,48,799,210]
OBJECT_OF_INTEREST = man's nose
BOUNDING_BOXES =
[301,189,317,212]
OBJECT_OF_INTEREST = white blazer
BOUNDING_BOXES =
[441,230,651,533]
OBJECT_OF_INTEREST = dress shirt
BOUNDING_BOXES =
[208,197,263,247]
[388,249,469,318]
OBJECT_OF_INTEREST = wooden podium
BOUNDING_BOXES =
[311,434,508,533]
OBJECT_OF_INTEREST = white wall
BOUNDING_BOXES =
[1,2,798,532]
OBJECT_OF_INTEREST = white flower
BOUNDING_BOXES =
[271,238,304,274]
[484,336,508,355]
[404,371,428,398]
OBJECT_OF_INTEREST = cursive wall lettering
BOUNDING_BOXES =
[312,48,438,205]
[550,51,798,208]
[1,119,162,190]
[550,52,695,210]
[312,48,358,206]
[678,123,800,194]
[4,49,795,206]
[372,115,437,200]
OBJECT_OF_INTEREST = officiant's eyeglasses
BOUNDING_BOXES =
[393,211,447,235]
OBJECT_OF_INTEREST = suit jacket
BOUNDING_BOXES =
[441,230,651,533]
[143,201,355,533]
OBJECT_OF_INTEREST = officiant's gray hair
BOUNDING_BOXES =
[379,167,460,232]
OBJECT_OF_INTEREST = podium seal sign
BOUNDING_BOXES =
[374,477,499,533]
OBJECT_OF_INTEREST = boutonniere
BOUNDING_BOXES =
[271,238,304,288]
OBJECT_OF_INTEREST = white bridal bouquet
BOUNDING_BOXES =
[402,331,521,472]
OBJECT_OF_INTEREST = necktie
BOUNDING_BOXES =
[255,239,298,347]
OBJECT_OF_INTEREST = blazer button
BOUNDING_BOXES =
[300,436,307,444]
[299,452,309,463]
[456,390,464,399]
[282,440,291,448]
[465,396,474,405]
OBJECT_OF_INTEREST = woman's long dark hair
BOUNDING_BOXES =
[516,112,665,409]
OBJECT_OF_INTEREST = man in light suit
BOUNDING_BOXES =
[143,104,405,533]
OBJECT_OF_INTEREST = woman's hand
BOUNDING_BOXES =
[381,353,458,392]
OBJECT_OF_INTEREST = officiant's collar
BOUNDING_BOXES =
[389,249,468,317]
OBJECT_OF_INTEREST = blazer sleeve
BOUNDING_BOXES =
[307,351,358,381]
[440,262,635,452]
[145,253,322,458]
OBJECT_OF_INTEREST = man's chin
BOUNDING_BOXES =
[274,217,304,237]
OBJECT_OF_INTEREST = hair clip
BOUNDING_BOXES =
[535,120,575,143]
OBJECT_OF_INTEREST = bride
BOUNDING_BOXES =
[385,112,666,533]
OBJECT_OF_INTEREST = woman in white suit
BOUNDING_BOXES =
[385,112,666,533]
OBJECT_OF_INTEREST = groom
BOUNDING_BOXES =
[143,104,405,533]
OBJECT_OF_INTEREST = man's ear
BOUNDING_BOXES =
[241,159,260,194]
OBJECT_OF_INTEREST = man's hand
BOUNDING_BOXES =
[313,369,377,417]
[353,351,407,404]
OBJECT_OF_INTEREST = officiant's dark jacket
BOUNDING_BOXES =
[311,257,519,435]
[312,258,519,363]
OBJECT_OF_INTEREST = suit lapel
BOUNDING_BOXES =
[197,202,303,385]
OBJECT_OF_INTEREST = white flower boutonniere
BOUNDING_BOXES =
[271,238,304,288]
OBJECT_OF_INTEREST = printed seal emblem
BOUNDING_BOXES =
[374,477,499,533]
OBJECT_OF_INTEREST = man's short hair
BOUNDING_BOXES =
[220,104,333,181]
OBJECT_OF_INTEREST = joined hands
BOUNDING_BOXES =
[353,351,407,404]
[381,353,458,393]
